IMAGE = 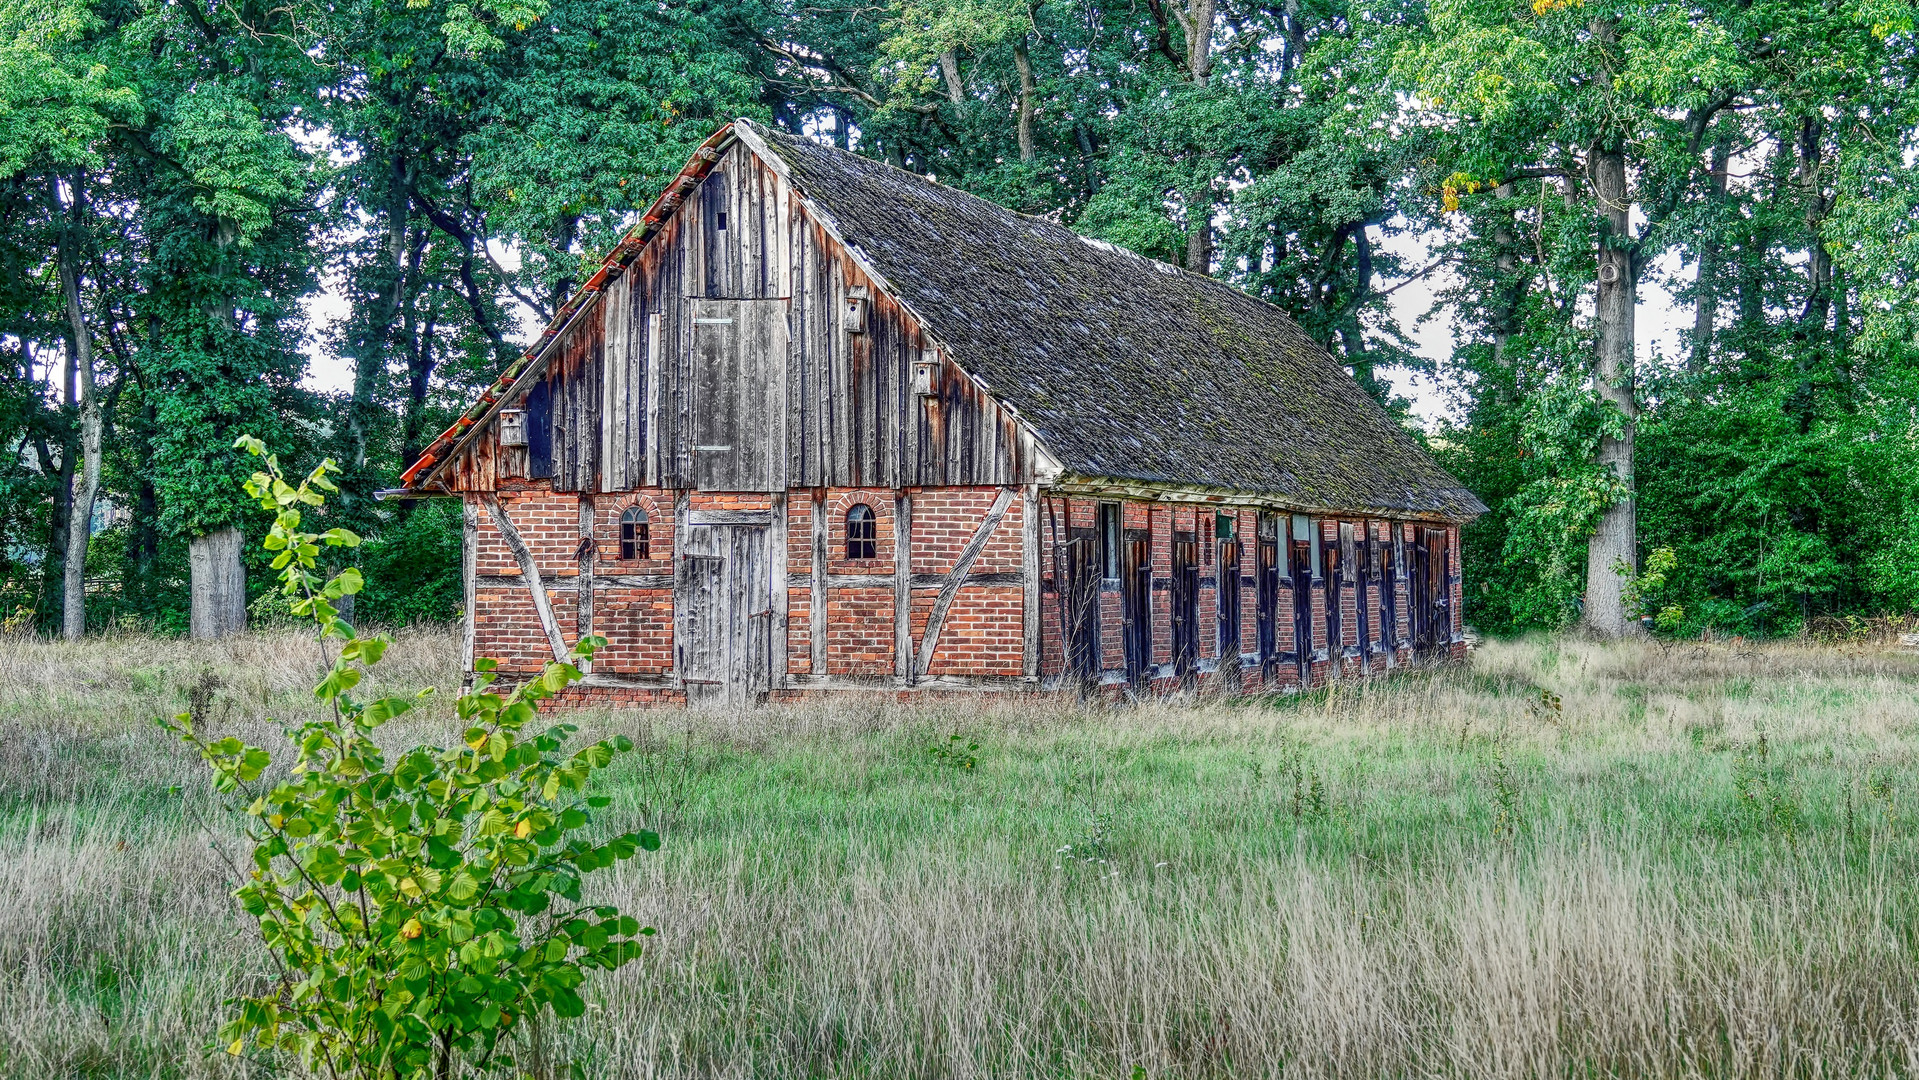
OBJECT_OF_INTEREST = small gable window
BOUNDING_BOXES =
[846,504,877,560]
[619,507,649,560]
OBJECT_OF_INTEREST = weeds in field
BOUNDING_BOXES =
[1486,744,1522,842]
[6,634,1919,1077]
[1731,732,1804,837]
[927,731,980,772]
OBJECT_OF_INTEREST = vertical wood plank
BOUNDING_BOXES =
[672,489,690,685]
[644,310,662,487]
[601,273,628,490]
[461,497,477,691]
[1022,483,1039,677]
[810,488,827,675]
[577,496,595,673]
[770,490,788,687]
[893,490,912,681]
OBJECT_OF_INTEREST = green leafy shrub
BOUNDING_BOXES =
[927,731,979,771]
[357,498,466,626]
[163,437,656,1078]
[1619,546,1687,634]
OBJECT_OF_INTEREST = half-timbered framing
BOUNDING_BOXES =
[389,120,1484,706]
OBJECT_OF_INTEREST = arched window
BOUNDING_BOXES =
[619,506,649,560]
[845,504,877,560]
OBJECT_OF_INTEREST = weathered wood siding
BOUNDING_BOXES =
[444,141,1035,493]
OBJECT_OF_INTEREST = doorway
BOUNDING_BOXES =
[1257,515,1280,678]
[1122,529,1152,688]
[1290,531,1313,685]
[676,520,774,704]
[1217,514,1241,686]
[1171,531,1199,687]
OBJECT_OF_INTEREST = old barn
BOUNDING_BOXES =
[389,120,1484,706]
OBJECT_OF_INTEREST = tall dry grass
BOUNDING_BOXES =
[2,630,1917,1077]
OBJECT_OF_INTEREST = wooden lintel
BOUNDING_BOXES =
[1042,476,1465,524]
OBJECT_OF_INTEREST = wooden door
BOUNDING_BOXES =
[690,298,787,492]
[677,522,774,704]
[1171,533,1199,686]
[1257,516,1279,676]
[1063,531,1101,687]
[1349,523,1372,668]
[1323,533,1343,673]
[1381,525,1400,656]
[1291,537,1313,683]
[1217,527,1242,672]
[1421,526,1450,653]
[1412,527,1432,652]
[1122,531,1151,688]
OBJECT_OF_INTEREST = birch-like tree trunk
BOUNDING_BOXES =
[56,184,102,640]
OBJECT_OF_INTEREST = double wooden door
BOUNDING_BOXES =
[677,520,775,704]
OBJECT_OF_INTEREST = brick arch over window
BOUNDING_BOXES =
[827,490,895,573]
[598,492,668,564]
[845,503,877,560]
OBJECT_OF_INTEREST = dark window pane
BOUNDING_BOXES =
[619,507,649,560]
[847,504,877,560]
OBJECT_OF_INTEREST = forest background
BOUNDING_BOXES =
[4,0,1917,640]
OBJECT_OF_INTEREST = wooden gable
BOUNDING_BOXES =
[429,137,1040,497]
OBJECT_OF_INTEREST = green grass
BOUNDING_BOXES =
[3,630,1919,1077]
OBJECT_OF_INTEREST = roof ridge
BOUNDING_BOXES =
[741,118,1273,301]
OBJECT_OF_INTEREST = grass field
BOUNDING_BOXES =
[3,630,1919,1078]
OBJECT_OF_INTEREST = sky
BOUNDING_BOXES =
[299,222,1693,433]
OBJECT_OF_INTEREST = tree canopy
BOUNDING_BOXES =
[2,0,1915,638]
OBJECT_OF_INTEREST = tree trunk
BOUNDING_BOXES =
[189,527,247,639]
[58,243,102,640]
[1185,208,1213,274]
[1013,41,1037,165]
[1689,133,1731,374]
[1490,181,1521,395]
[1181,0,1217,85]
[1583,141,1639,637]
[939,49,965,105]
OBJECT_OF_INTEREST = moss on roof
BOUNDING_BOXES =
[748,120,1485,521]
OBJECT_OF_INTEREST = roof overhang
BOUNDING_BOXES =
[1042,474,1480,523]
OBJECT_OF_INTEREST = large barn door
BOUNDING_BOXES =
[690,298,787,491]
[676,520,774,704]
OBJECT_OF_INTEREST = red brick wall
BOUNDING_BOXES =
[825,489,897,675]
[914,489,1024,677]
[468,478,1465,703]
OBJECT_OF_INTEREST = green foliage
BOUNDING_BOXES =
[927,731,980,772]
[162,437,655,1078]
[1619,546,1685,634]
[357,500,466,626]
